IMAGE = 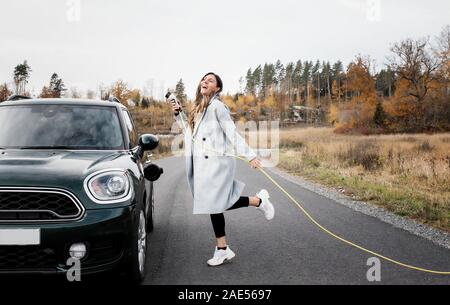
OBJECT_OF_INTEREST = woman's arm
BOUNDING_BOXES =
[214,101,257,162]
[171,99,190,132]
[174,110,188,131]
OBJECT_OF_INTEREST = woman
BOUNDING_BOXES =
[172,72,275,267]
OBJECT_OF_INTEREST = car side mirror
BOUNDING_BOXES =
[139,134,159,151]
[144,163,164,181]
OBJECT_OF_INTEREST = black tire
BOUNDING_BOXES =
[123,206,147,284]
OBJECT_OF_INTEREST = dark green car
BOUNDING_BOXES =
[0,97,163,283]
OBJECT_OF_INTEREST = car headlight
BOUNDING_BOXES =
[84,170,133,204]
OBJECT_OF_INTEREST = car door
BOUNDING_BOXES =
[121,108,152,219]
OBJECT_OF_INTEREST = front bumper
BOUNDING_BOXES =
[0,205,135,275]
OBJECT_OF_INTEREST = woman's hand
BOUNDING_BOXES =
[171,100,182,115]
[249,157,262,169]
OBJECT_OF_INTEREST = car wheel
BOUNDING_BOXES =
[147,188,154,232]
[124,208,147,284]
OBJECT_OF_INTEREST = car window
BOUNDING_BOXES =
[122,109,138,148]
[0,105,124,150]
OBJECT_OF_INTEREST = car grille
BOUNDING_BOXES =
[0,189,84,222]
[0,246,57,270]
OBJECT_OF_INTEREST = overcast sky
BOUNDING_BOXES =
[0,0,449,99]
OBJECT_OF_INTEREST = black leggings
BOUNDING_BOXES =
[210,196,250,238]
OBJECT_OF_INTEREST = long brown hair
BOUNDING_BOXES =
[187,72,223,130]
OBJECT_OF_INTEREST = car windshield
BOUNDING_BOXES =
[0,104,124,150]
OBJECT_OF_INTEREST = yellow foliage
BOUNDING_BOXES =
[346,56,376,100]
[128,89,141,102]
[328,103,339,125]
[264,95,276,108]
[222,95,236,112]
[111,80,131,104]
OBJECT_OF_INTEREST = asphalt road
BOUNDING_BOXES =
[144,156,450,285]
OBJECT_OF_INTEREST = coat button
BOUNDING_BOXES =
[202,138,206,141]
[205,155,208,159]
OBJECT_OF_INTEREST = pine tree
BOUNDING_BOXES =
[301,61,312,102]
[13,60,32,95]
[285,62,295,102]
[312,60,321,104]
[293,60,303,103]
[175,78,187,103]
[332,61,344,102]
[274,60,285,91]
[141,97,150,109]
[262,63,276,98]
[49,73,66,98]
[245,68,255,96]
[375,68,395,97]
[373,101,387,127]
[252,65,262,97]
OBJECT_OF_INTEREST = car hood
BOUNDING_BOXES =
[0,150,133,188]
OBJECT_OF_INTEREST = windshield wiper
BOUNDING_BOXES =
[19,146,76,150]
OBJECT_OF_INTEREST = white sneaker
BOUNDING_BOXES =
[207,246,236,267]
[256,189,275,220]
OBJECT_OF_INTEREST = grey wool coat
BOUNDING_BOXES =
[174,94,257,214]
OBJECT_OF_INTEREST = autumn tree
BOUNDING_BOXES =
[129,89,142,107]
[339,56,378,129]
[111,80,131,105]
[346,56,376,100]
[0,83,12,102]
[389,38,439,103]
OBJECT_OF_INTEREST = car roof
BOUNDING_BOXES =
[0,98,128,109]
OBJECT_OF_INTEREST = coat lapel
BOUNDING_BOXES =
[192,109,207,137]
[192,93,219,137]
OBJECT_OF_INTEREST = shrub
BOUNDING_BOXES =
[340,141,383,171]
[417,140,434,152]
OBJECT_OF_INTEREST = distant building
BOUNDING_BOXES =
[289,105,325,123]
